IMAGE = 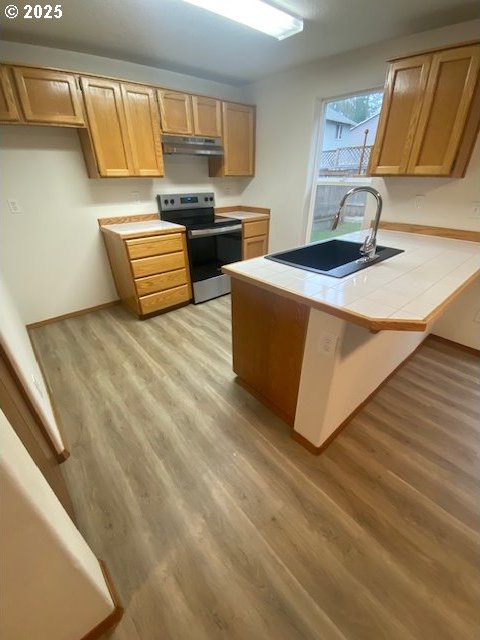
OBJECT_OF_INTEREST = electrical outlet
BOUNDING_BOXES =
[414,195,425,209]
[8,199,22,214]
[131,191,141,203]
[474,310,480,324]
[319,332,338,356]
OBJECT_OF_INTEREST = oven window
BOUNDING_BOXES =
[189,233,242,282]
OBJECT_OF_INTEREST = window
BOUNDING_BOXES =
[308,89,383,243]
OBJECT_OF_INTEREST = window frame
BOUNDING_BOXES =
[302,86,384,245]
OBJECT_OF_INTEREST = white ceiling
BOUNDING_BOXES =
[1,0,478,85]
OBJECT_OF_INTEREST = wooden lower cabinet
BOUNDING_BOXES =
[242,219,269,259]
[102,228,192,318]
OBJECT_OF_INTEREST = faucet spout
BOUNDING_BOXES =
[331,186,383,260]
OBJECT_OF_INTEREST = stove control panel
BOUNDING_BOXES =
[157,192,215,212]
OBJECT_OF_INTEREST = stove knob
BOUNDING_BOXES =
[170,199,174,205]
[209,197,214,202]
[163,199,168,205]
[204,196,208,201]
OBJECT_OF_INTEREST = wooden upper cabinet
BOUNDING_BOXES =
[158,90,193,135]
[121,83,164,177]
[191,95,221,137]
[12,66,84,126]
[369,42,480,177]
[209,102,255,177]
[369,55,431,175]
[407,45,480,176]
[80,76,134,177]
[0,66,20,122]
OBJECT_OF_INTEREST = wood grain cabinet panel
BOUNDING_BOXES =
[243,220,269,239]
[121,83,164,177]
[126,233,183,259]
[369,55,431,175]
[139,284,190,315]
[102,227,192,317]
[192,95,221,137]
[369,42,480,177]
[243,235,268,260]
[209,102,255,177]
[242,219,269,259]
[80,77,134,177]
[12,66,85,126]
[0,66,21,122]
[134,268,188,296]
[158,90,193,135]
[407,45,480,176]
[130,252,186,278]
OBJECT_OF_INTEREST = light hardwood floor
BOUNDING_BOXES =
[30,298,480,640]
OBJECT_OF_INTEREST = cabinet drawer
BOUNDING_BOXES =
[243,220,268,238]
[126,233,183,259]
[139,284,190,315]
[135,268,187,296]
[131,252,185,278]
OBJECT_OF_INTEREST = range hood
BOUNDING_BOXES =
[162,135,223,156]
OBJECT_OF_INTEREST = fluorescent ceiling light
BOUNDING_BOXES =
[181,0,303,40]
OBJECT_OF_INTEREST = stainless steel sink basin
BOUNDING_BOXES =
[266,239,403,278]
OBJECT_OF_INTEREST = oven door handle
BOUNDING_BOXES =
[189,224,242,238]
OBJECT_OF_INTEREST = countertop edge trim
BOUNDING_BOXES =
[223,267,480,332]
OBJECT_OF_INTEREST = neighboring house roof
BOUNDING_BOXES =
[324,105,356,126]
[349,111,381,131]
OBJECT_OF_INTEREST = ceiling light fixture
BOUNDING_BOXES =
[181,0,303,40]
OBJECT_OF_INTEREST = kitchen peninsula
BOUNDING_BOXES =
[223,229,479,453]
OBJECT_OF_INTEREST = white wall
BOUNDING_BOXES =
[0,275,65,454]
[241,19,480,348]
[0,409,115,640]
[0,42,250,324]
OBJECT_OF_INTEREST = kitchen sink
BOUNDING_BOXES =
[266,239,403,278]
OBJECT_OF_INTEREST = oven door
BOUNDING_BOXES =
[187,224,242,303]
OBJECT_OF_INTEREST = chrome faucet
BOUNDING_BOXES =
[331,186,383,260]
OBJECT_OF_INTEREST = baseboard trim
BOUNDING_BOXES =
[80,560,124,640]
[292,336,428,455]
[428,334,480,356]
[27,301,120,329]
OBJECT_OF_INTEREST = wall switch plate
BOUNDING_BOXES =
[474,310,480,324]
[414,195,425,209]
[469,201,480,219]
[8,199,22,214]
[31,375,44,399]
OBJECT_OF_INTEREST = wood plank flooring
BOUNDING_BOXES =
[30,298,480,640]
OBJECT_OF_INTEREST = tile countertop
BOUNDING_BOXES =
[101,220,185,239]
[223,229,480,332]
[216,211,270,221]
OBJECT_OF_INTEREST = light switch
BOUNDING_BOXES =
[8,199,22,214]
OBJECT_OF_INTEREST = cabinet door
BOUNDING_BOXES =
[121,83,164,177]
[407,44,480,176]
[243,235,267,260]
[222,102,255,176]
[81,77,133,177]
[192,95,221,137]
[368,55,431,175]
[13,66,84,126]
[158,90,193,134]
[0,66,20,122]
